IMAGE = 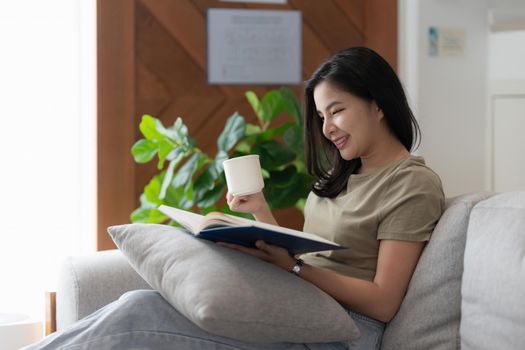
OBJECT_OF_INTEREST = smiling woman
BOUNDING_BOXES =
[0,0,96,335]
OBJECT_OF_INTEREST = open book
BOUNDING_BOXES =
[158,205,346,255]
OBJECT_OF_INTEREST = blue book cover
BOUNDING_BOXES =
[159,205,347,256]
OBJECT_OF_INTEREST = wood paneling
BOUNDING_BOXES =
[45,291,56,335]
[97,0,136,250]
[97,0,397,249]
[364,0,398,69]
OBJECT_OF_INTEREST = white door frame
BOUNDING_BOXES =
[486,79,525,191]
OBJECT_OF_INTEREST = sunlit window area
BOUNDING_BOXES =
[0,0,96,323]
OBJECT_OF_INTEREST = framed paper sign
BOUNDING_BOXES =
[207,8,302,84]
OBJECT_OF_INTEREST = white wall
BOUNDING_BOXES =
[489,30,525,80]
[400,0,490,197]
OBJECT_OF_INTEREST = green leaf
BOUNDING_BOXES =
[159,159,177,200]
[172,154,200,188]
[138,193,157,209]
[269,165,297,188]
[194,163,220,202]
[166,147,185,162]
[185,182,194,201]
[260,90,287,124]
[283,124,304,157]
[178,194,194,210]
[264,178,306,209]
[163,183,185,208]
[214,150,229,172]
[170,117,190,147]
[259,122,292,141]
[157,139,176,169]
[217,112,246,153]
[235,141,251,154]
[279,87,302,125]
[258,140,296,169]
[245,91,262,122]
[245,123,262,136]
[131,139,158,163]
[139,115,166,141]
[130,207,151,223]
[131,207,167,224]
[144,175,163,204]
[130,208,168,224]
[197,182,226,209]
[200,205,218,215]
[295,198,307,213]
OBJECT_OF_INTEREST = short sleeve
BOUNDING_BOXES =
[377,167,444,241]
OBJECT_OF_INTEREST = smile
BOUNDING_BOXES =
[333,136,348,149]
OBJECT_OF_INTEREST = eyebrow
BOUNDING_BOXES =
[317,101,343,116]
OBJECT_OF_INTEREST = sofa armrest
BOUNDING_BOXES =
[56,249,151,331]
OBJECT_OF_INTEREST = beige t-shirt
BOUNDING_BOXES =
[301,155,444,282]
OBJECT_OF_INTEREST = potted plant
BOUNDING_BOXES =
[130,87,313,223]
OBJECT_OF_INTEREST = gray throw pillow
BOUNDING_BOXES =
[107,223,359,343]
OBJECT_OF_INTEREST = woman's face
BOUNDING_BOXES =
[313,81,383,161]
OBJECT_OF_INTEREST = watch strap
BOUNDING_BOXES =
[290,258,304,275]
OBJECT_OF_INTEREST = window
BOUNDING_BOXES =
[0,0,96,318]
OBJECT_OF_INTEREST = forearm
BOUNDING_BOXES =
[252,206,278,226]
[296,263,396,322]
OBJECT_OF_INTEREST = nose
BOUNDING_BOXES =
[322,117,336,137]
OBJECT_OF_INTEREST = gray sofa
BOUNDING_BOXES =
[56,191,525,349]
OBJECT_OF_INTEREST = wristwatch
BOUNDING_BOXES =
[290,258,304,276]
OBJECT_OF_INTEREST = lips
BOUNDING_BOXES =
[332,136,348,149]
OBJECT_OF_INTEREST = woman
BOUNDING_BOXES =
[222,46,444,347]
[27,47,444,350]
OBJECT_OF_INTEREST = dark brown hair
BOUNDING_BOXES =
[304,47,421,198]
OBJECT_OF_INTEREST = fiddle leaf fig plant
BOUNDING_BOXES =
[130,87,313,224]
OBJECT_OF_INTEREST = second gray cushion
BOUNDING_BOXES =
[381,192,493,350]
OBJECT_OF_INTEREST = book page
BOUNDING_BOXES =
[208,211,337,245]
[248,220,337,245]
[158,205,205,234]
[159,205,339,247]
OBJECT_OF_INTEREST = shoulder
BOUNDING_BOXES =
[378,156,445,240]
[386,156,444,196]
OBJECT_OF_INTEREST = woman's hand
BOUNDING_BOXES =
[226,191,267,214]
[226,191,278,225]
[217,240,296,272]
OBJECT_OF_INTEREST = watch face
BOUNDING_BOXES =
[292,265,300,274]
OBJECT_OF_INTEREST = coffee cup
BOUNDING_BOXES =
[223,155,264,196]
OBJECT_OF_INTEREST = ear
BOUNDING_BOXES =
[372,101,384,120]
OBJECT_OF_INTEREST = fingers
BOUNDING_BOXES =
[256,240,287,255]
[227,193,249,211]
[226,191,233,204]
[217,242,270,261]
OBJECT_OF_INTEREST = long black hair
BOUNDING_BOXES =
[304,47,420,198]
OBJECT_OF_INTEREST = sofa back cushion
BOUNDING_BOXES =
[460,192,525,350]
[381,192,493,350]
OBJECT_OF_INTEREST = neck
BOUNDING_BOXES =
[358,133,410,174]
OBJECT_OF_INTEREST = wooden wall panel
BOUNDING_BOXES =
[97,0,136,250]
[97,0,397,249]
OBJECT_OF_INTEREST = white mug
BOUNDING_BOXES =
[223,155,264,196]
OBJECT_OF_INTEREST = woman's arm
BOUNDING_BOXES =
[226,192,278,225]
[218,239,424,323]
[297,240,424,322]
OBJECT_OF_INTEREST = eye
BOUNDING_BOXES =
[331,108,344,116]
